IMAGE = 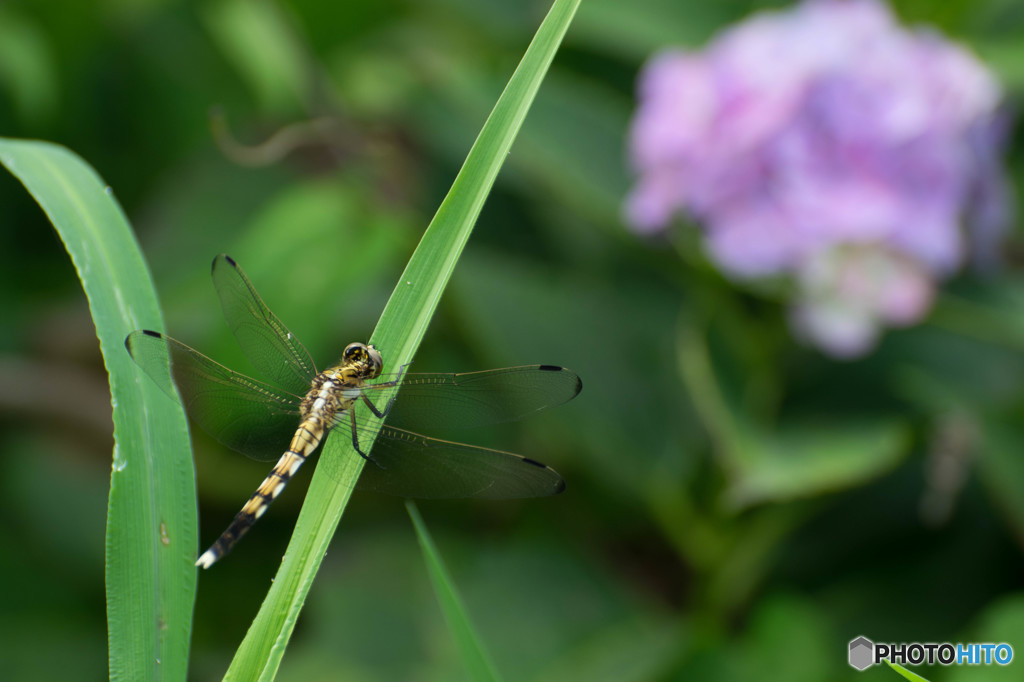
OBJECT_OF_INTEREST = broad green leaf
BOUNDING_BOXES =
[0,138,197,681]
[676,321,910,508]
[225,0,581,678]
[723,419,910,509]
[407,501,501,682]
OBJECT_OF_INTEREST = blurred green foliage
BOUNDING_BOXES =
[1,0,1023,680]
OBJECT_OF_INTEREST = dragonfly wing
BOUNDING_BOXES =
[211,254,318,396]
[126,330,302,461]
[352,425,565,499]
[375,365,582,432]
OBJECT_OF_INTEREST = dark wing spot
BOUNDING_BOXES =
[538,365,563,372]
[125,329,163,357]
[521,457,547,468]
[211,253,237,275]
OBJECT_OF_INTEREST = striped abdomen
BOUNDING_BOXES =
[194,416,328,569]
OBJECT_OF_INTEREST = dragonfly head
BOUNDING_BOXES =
[342,342,383,379]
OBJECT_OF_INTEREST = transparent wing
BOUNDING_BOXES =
[363,365,582,432]
[211,253,318,396]
[353,425,565,499]
[126,330,302,461]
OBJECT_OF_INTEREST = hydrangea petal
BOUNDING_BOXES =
[625,0,1008,357]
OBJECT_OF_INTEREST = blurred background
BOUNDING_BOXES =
[1,0,1023,680]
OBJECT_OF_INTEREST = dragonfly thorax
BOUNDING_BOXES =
[301,371,361,423]
[300,343,381,425]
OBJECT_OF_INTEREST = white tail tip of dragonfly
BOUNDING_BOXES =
[195,550,217,570]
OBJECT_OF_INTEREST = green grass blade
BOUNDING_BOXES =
[406,501,502,682]
[224,0,581,678]
[0,139,197,681]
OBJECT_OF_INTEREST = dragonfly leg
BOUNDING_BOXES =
[350,409,386,469]
[361,362,411,418]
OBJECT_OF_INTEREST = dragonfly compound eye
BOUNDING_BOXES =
[366,344,384,378]
[342,342,365,361]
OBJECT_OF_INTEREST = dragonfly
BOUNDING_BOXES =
[125,254,581,569]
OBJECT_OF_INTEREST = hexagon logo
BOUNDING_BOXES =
[849,636,874,671]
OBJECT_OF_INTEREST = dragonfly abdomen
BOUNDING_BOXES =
[195,417,328,568]
[195,375,360,569]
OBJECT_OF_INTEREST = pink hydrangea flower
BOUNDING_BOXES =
[625,0,1009,357]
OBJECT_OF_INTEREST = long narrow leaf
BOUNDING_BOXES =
[407,501,502,682]
[225,0,581,678]
[0,138,197,681]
